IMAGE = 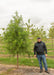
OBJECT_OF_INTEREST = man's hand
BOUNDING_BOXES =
[45,54,47,57]
[34,55,37,57]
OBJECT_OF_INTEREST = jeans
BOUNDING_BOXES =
[37,55,48,71]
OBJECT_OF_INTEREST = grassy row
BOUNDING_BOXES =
[48,52,54,56]
[0,57,54,68]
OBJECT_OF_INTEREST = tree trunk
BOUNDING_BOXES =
[17,53,19,69]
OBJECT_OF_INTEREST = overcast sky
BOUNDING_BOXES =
[0,0,54,33]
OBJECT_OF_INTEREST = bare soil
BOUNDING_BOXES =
[0,64,54,75]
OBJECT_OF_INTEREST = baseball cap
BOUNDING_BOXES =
[37,37,41,39]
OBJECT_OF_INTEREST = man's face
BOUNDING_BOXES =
[37,39,41,42]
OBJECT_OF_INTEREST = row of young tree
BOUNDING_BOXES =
[26,19,54,47]
[49,23,54,48]
[0,11,54,68]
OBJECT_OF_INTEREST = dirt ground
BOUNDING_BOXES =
[0,64,54,75]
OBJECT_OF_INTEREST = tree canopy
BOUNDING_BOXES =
[3,12,31,68]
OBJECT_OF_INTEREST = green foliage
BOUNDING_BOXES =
[0,34,1,36]
[49,23,54,48]
[25,19,33,32]
[49,23,54,38]
[2,28,5,30]
[3,11,31,56]
[31,26,47,40]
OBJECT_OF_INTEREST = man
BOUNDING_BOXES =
[34,37,49,74]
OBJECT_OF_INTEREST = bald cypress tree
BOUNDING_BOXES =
[3,12,31,69]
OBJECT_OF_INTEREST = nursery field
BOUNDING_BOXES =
[0,37,54,75]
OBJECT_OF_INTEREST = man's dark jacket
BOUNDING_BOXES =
[34,41,47,55]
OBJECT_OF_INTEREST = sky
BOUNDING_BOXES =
[0,0,54,33]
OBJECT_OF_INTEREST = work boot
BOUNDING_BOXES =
[40,69,43,73]
[45,70,50,74]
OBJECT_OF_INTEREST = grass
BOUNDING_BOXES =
[48,48,54,51]
[48,52,54,56]
[0,57,54,68]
